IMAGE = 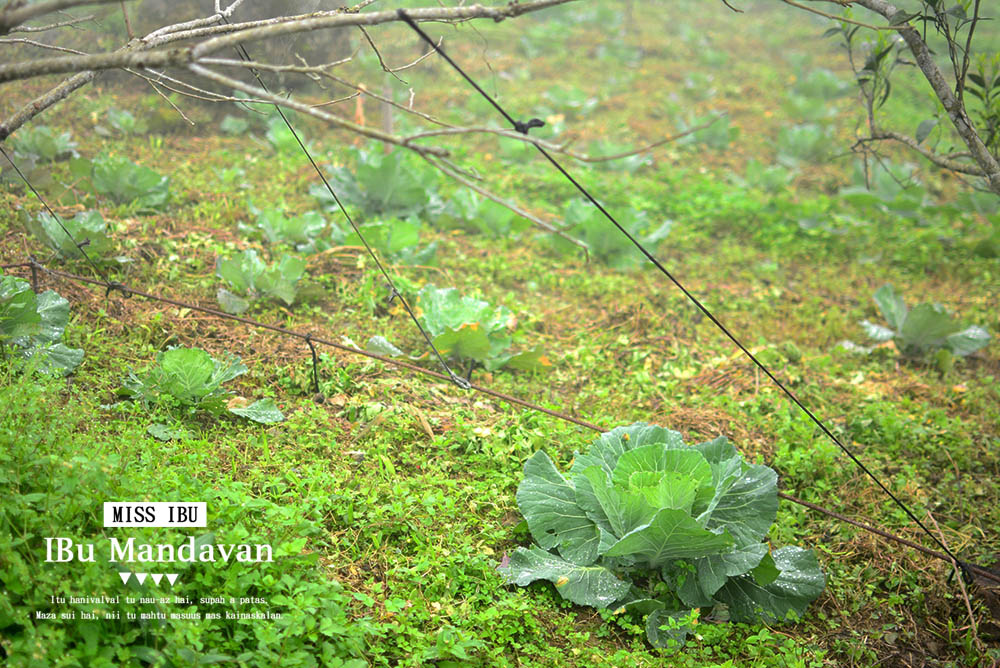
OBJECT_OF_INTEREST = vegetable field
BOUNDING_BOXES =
[1,1,998,666]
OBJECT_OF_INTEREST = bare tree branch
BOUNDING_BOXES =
[187,62,450,156]
[776,0,897,31]
[9,14,94,33]
[0,37,89,55]
[405,115,722,162]
[0,70,95,140]
[0,1,577,84]
[144,0,245,41]
[0,0,126,35]
[848,0,1000,194]
[857,131,987,176]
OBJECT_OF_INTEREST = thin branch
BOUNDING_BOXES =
[0,0,126,35]
[119,1,133,40]
[144,0,246,41]
[857,130,986,176]
[139,67,288,105]
[358,25,407,84]
[0,1,578,83]
[310,92,360,108]
[332,74,452,126]
[776,0,897,31]
[127,69,195,125]
[187,62,450,156]
[403,117,718,163]
[957,0,980,105]
[0,70,94,140]
[198,56,354,76]
[852,0,1000,193]
[9,14,94,33]
[0,37,88,55]
[189,2,578,60]
[389,36,441,73]
[926,512,984,655]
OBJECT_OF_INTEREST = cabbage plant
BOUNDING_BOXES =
[27,210,114,261]
[499,423,825,649]
[216,250,306,315]
[0,273,83,375]
[368,284,549,373]
[120,346,283,425]
[859,284,990,358]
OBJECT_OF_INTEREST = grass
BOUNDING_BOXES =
[1,0,999,666]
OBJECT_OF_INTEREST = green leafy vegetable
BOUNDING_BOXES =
[0,273,83,375]
[855,284,990,358]
[216,250,306,314]
[220,114,250,135]
[776,123,831,165]
[312,148,440,219]
[838,160,928,219]
[26,210,114,261]
[96,108,147,137]
[120,346,283,424]
[674,113,737,151]
[265,115,309,155]
[499,423,825,648]
[10,125,77,163]
[74,153,170,210]
[553,200,671,269]
[439,190,529,238]
[239,204,336,253]
[344,218,437,265]
[369,285,550,373]
[585,140,653,173]
[228,397,285,424]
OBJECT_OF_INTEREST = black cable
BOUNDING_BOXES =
[396,9,967,568]
[0,144,109,284]
[219,14,470,390]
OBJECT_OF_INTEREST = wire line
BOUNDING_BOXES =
[219,13,471,390]
[397,8,969,571]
